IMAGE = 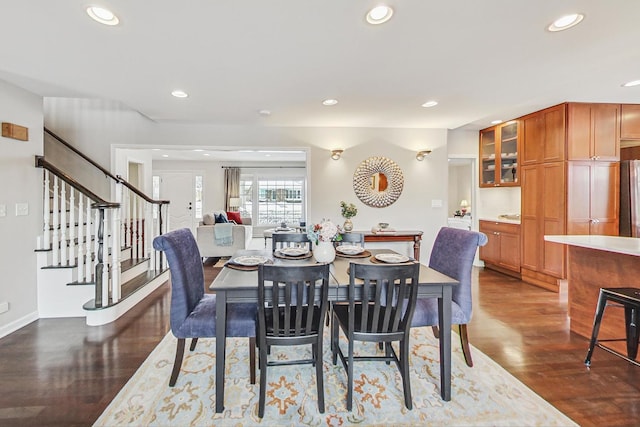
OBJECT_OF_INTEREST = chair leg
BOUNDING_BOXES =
[316,337,325,413]
[347,338,354,411]
[169,338,186,387]
[331,313,338,365]
[249,336,256,385]
[189,337,198,351]
[432,325,440,339]
[258,339,268,418]
[400,338,413,410]
[585,290,608,366]
[459,324,473,367]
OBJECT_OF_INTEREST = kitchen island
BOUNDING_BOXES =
[545,235,640,360]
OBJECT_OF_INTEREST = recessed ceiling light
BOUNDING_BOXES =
[193,149,204,152]
[171,90,188,98]
[421,100,438,108]
[322,99,338,106]
[86,6,119,26]
[258,109,271,116]
[491,120,503,125]
[366,5,394,25]
[203,153,211,156]
[162,154,169,158]
[623,80,640,87]
[547,13,584,32]
[151,148,161,151]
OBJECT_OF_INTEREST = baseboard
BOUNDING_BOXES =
[0,310,39,339]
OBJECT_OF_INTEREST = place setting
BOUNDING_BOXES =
[273,246,313,260]
[335,245,371,258]
[225,255,273,271]
[369,252,415,265]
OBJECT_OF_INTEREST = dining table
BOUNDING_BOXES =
[208,247,459,413]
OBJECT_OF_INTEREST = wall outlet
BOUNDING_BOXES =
[0,204,5,217]
[0,302,8,314]
[15,202,28,216]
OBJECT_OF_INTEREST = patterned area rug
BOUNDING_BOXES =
[94,328,577,426]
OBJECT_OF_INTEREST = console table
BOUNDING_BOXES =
[358,230,423,261]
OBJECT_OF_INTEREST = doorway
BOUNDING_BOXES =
[447,157,476,230]
[157,172,197,233]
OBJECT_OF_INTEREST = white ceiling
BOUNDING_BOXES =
[2,1,640,146]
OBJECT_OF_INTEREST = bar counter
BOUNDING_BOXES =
[545,235,640,360]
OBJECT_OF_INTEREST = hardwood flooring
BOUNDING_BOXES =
[1,260,639,426]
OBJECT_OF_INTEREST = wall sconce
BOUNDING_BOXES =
[331,149,343,160]
[416,150,432,161]
[229,197,240,210]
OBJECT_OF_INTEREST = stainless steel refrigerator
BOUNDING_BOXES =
[619,160,640,237]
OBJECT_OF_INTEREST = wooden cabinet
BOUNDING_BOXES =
[479,220,521,275]
[567,103,620,161]
[479,121,520,187]
[521,104,566,165]
[621,104,640,140]
[567,161,620,235]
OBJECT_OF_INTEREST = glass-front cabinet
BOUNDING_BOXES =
[479,121,520,187]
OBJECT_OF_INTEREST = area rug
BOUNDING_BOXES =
[94,328,577,426]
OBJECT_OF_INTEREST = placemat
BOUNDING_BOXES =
[336,249,371,258]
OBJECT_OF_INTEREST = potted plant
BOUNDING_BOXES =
[340,201,358,232]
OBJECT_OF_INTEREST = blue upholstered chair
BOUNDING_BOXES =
[152,228,257,386]
[411,227,487,367]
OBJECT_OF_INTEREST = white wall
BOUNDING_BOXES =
[0,80,43,336]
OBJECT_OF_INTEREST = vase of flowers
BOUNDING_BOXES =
[340,201,358,232]
[307,219,341,263]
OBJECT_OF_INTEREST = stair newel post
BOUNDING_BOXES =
[112,185,122,303]
[77,194,85,282]
[60,181,67,265]
[94,206,105,308]
[85,197,93,281]
[52,176,60,265]
[68,187,76,265]
[43,170,50,250]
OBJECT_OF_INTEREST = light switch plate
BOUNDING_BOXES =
[0,204,5,217]
[431,199,443,208]
[15,202,28,216]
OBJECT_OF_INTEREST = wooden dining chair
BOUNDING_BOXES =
[152,228,258,386]
[256,263,330,417]
[271,232,312,253]
[331,262,420,410]
[335,232,365,247]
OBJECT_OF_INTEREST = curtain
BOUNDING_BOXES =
[224,167,240,211]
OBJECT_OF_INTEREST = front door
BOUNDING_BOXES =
[158,172,196,233]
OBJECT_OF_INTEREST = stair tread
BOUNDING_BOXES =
[82,268,168,310]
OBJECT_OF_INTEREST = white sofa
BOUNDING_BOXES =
[196,217,253,258]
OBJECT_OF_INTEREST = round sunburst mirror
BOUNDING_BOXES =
[353,156,404,208]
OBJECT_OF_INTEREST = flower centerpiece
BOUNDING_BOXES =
[307,219,342,263]
[340,201,358,232]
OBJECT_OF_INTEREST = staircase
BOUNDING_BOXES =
[35,128,170,326]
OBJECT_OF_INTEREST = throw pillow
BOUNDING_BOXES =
[226,211,243,224]
[214,213,229,223]
[202,213,215,225]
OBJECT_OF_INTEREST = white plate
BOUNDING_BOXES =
[278,247,309,256]
[336,245,365,255]
[233,255,269,266]
[375,253,410,263]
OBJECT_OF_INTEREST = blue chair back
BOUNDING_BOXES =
[152,228,205,335]
[428,227,488,319]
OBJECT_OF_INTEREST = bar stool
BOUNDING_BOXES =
[584,287,640,367]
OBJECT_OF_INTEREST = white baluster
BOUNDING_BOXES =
[43,170,50,250]
[77,194,85,282]
[60,181,67,265]
[138,195,144,259]
[52,176,60,265]
[93,208,99,282]
[122,187,129,250]
[68,187,75,264]
[111,205,121,303]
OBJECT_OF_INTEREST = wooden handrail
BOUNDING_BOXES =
[35,156,117,207]
[44,127,119,181]
[115,175,169,205]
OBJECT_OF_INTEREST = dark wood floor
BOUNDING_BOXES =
[1,261,639,426]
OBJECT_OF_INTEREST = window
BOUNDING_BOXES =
[239,172,305,225]
[195,175,203,219]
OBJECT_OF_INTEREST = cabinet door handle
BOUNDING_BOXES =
[494,232,500,235]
